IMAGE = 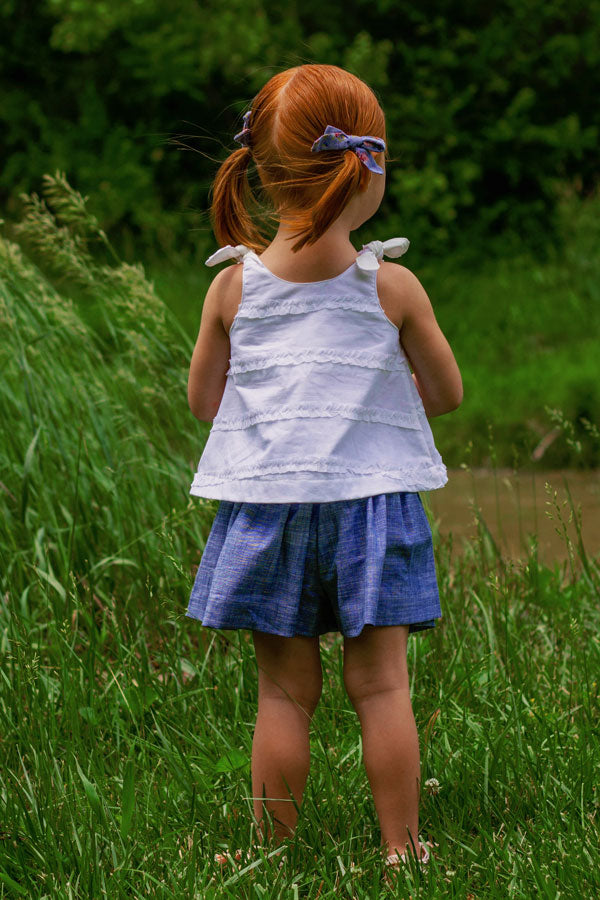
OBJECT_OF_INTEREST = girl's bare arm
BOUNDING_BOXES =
[378,262,463,418]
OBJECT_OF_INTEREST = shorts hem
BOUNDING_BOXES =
[185,610,441,637]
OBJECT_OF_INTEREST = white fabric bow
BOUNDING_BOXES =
[355,237,410,271]
[205,244,252,266]
[205,238,409,270]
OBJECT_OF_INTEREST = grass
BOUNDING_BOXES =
[0,174,599,898]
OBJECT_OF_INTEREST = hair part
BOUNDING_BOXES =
[210,64,386,253]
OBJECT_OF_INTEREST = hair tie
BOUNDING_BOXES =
[234,110,252,148]
[311,125,386,174]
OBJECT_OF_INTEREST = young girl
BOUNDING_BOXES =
[185,63,462,876]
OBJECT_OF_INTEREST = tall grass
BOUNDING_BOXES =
[1,175,599,898]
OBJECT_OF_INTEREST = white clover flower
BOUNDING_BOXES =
[424,777,441,795]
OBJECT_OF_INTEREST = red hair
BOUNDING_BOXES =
[210,64,387,253]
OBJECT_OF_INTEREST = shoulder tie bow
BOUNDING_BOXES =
[355,237,410,271]
[205,244,253,266]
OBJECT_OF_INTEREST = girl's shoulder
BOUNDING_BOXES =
[206,261,244,337]
[206,258,244,301]
[208,257,244,287]
[376,261,424,332]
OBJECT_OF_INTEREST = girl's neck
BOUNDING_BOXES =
[259,217,358,282]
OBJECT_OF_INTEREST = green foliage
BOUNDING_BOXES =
[424,187,600,469]
[1,1,599,262]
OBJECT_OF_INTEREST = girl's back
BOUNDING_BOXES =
[190,240,450,502]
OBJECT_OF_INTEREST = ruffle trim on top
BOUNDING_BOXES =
[233,294,380,319]
[191,456,447,486]
[228,347,407,376]
[211,402,421,432]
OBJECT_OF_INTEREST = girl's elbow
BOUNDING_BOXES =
[442,390,463,415]
[445,370,463,412]
[189,404,213,422]
[188,394,207,421]
[451,382,464,410]
[427,384,463,417]
[188,392,217,422]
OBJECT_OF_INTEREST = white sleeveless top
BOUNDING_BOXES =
[189,238,448,502]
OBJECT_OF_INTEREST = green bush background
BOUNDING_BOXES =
[2,0,600,264]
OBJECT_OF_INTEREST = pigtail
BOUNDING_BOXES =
[211,146,267,253]
[285,152,368,252]
[213,65,385,254]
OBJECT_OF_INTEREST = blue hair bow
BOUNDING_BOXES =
[234,110,252,148]
[311,125,386,174]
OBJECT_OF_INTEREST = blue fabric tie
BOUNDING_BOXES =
[311,125,386,174]
[234,110,252,148]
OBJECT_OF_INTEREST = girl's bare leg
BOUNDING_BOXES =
[251,631,323,846]
[342,625,423,859]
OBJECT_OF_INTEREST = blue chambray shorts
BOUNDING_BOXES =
[185,492,442,638]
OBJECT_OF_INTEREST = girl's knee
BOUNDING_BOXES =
[342,624,409,702]
[253,630,323,714]
[258,684,322,718]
